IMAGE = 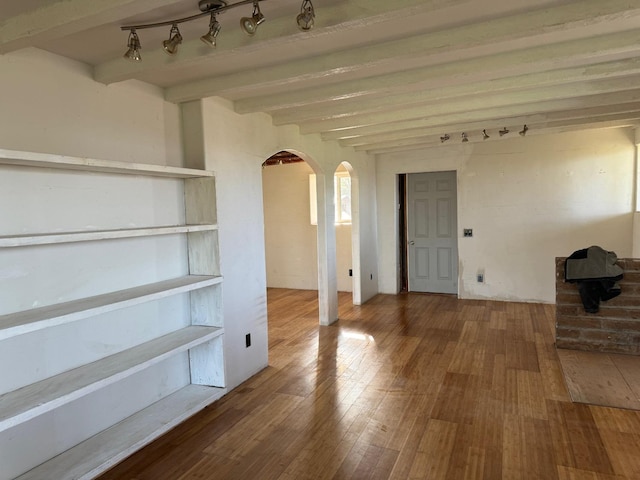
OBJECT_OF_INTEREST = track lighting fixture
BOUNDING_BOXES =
[122,0,316,61]
[519,124,529,136]
[482,129,490,140]
[123,30,142,62]
[462,132,469,143]
[163,24,183,55]
[440,134,450,143]
[201,13,221,47]
[499,127,510,137]
[240,1,266,36]
[297,0,316,31]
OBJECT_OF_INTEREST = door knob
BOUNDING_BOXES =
[409,241,415,245]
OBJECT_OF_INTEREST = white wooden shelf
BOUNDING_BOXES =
[0,224,218,248]
[1,153,225,479]
[16,384,225,480]
[0,275,222,341]
[0,325,224,433]
[0,148,213,178]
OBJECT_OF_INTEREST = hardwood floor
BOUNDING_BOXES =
[98,289,640,479]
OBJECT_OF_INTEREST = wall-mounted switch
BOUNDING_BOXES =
[477,272,484,283]
[464,229,473,237]
[349,269,353,277]
[245,333,251,348]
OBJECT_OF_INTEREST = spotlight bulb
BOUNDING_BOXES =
[461,132,469,143]
[440,134,450,143]
[124,30,142,62]
[201,14,221,47]
[519,124,529,137]
[297,0,315,31]
[482,129,490,140]
[163,24,182,55]
[241,1,265,35]
[499,127,509,137]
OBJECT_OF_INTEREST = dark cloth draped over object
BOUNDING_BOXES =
[565,246,623,313]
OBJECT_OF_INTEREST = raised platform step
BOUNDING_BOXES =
[0,325,224,433]
[16,384,225,480]
[0,275,222,341]
[0,224,217,248]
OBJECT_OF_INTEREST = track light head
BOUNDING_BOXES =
[163,24,183,55]
[123,30,142,62]
[440,134,450,143]
[201,13,221,47]
[482,129,490,140]
[241,1,265,35]
[297,0,315,31]
[461,132,469,143]
[499,127,510,137]
[519,124,529,136]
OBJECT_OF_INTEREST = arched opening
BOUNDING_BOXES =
[261,150,339,325]
[262,151,318,290]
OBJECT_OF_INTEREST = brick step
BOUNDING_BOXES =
[555,256,640,356]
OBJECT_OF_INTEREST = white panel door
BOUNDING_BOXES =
[407,171,458,294]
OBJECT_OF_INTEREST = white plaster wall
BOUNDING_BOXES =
[336,224,354,292]
[354,159,380,304]
[262,162,353,292]
[200,97,378,387]
[0,48,182,166]
[377,128,635,303]
[0,52,379,477]
[0,49,188,478]
[263,162,319,290]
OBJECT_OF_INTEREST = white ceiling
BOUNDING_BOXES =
[2,0,640,155]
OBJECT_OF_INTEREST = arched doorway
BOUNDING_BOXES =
[261,150,338,325]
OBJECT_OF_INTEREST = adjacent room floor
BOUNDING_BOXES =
[99,289,640,479]
[557,348,640,411]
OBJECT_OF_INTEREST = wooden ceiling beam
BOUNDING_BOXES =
[164,0,640,103]
[295,78,640,134]
[368,117,640,155]
[338,101,640,147]
[0,0,179,54]
[269,44,640,125]
[95,0,469,85]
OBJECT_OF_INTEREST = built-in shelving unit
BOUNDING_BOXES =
[16,385,219,480]
[0,275,222,341]
[0,148,214,178]
[0,149,225,480]
[0,224,217,248]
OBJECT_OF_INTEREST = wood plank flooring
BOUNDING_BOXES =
[98,289,640,479]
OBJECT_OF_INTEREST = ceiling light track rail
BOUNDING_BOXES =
[121,0,315,61]
[120,0,257,31]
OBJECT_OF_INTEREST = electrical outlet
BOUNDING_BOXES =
[477,272,484,283]
[464,229,473,237]
[245,333,251,348]
[349,269,353,277]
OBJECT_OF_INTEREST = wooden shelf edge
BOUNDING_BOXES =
[0,275,223,342]
[0,148,213,178]
[0,224,218,248]
[0,326,224,433]
[16,384,226,480]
